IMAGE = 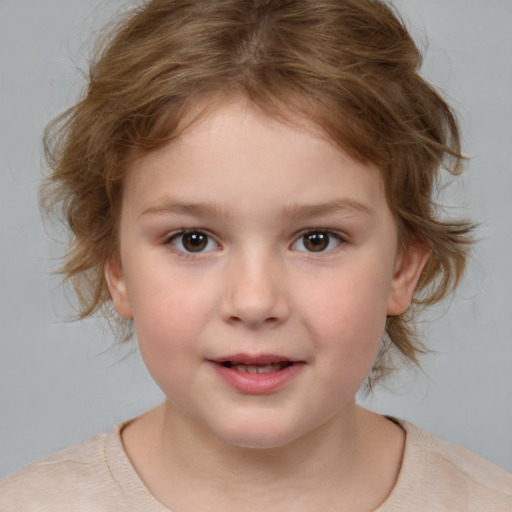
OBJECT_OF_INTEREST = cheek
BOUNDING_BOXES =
[298,263,391,369]
[129,265,215,334]
[305,273,389,335]
[128,275,215,375]
[133,294,203,400]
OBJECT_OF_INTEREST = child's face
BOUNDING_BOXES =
[107,100,426,449]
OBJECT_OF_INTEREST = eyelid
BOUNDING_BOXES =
[166,228,221,254]
[162,227,347,254]
[291,229,346,253]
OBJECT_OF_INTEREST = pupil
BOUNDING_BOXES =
[305,232,328,252]
[183,232,207,252]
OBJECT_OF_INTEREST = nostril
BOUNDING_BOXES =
[220,270,290,327]
[226,314,282,327]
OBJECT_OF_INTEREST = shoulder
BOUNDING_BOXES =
[414,423,512,492]
[381,421,512,512]
[0,426,127,511]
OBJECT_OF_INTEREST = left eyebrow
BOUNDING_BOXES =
[281,199,373,220]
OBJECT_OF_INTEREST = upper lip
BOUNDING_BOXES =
[209,354,299,365]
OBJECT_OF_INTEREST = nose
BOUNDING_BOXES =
[219,250,290,328]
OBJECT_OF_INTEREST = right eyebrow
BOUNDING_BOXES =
[140,199,231,219]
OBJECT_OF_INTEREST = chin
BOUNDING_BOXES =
[221,432,299,450]
[211,417,310,451]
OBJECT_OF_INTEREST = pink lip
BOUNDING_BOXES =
[210,353,294,365]
[208,354,305,395]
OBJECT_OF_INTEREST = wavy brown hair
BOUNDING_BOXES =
[42,0,474,384]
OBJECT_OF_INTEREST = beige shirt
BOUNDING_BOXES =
[1,421,511,511]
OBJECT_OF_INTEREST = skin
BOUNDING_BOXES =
[106,99,429,511]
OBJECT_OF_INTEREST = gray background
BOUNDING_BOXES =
[1,0,511,479]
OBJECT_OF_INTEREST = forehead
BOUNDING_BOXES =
[122,99,388,221]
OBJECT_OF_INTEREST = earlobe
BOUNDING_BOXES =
[386,243,430,316]
[105,257,133,319]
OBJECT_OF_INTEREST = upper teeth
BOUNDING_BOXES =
[229,363,288,374]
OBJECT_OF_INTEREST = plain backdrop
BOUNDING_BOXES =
[1,0,511,479]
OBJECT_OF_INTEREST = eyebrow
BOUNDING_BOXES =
[281,199,373,220]
[140,200,231,218]
[140,198,373,220]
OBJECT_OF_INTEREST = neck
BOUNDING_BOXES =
[163,397,358,483]
[122,401,404,511]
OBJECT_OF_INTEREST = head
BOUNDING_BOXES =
[42,0,473,388]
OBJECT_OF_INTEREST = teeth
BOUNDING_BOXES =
[229,362,290,374]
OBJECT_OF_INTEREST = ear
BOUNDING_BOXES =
[386,242,430,316]
[105,257,133,319]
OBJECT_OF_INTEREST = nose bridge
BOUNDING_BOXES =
[221,245,288,327]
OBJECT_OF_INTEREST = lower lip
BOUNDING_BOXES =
[209,362,305,394]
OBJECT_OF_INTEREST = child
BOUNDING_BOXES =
[1,0,511,510]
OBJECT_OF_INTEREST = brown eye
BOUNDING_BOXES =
[170,231,218,253]
[303,232,329,252]
[292,231,342,253]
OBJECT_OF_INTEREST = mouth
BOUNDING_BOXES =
[219,361,294,374]
[209,354,304,394]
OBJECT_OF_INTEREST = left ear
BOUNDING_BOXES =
[386,242,430,316]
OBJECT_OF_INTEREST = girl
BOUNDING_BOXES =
[1,1,511,510]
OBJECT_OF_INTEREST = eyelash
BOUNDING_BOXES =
[291,230,345,253]
[165,229,346,255]
[166,229,220,254]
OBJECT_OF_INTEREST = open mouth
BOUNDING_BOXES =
[219,361,293,374]
[210,355,304,393]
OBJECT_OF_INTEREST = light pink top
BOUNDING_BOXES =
[1,421,511,511]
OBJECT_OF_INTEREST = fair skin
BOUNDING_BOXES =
[106,99,429,511]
